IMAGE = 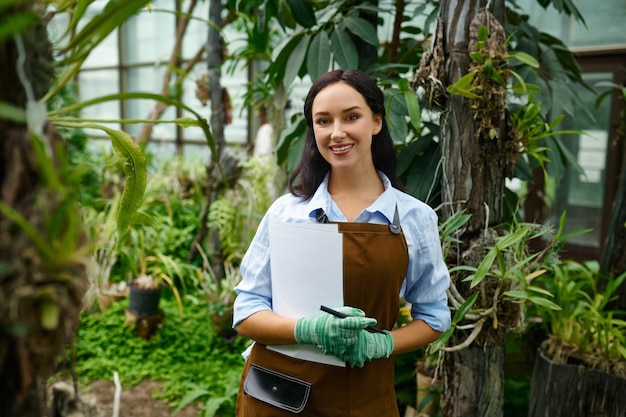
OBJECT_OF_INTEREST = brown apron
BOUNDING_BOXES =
[236,220,409,416]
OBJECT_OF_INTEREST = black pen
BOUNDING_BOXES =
[320,305,386,334]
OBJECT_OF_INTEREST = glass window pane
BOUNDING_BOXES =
[78,69,121,135]
[122,0,175,64]
[516,0,626,49]
[183,143,212,162]
[547,72,614,247]
[182,0,209,59]
[80,0,119,69]
[124,66,176,139]
[180,74,209,141]
[569,0,626,48]
[181,64,249,145]
[146,141,177,166]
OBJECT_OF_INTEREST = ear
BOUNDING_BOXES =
[373,113,383,135]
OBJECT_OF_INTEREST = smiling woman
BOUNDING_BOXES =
[231,69,451,417]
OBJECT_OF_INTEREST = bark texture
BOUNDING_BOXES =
[436,1,509,416]
[441,334,505,417]
[529,348,626,417]
[1,5,88,416]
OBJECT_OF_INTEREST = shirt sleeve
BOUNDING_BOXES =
[232,194,304,329]
[401,202,451,333]
[232,206,274,329]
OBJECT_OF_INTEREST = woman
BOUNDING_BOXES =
[233,69,450,416]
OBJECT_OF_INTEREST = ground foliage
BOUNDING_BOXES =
[63,296,248,415]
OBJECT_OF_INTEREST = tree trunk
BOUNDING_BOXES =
[438,1,509,416]
[441,332,505,417]
[1,4,88,416]
[187,0,242,277]
[439,0,508,234]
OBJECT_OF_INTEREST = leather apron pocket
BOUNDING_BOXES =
[243,363,311,413]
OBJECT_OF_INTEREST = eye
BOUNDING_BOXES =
[315,117,329,125]
[347,113,359,121]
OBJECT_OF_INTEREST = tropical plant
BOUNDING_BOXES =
[0,0,224,409]
[199,156,282,336]
[536,260,626,377]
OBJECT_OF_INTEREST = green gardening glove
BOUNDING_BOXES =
[294,307,377,357]
[339,329,394,368]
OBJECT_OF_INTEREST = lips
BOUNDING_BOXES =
[330,144,354,152]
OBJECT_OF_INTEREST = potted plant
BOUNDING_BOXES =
[83,191,132,311]
[528,260,626,417]
[123,217,191,318]
[195,245,240,338]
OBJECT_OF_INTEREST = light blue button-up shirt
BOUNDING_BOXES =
[233,172,451,332]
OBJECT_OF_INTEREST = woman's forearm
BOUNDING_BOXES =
[235,309,299,345]
[391,319,442,354]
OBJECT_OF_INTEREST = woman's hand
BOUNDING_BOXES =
[294,306,377,357]
[338,329,394,367]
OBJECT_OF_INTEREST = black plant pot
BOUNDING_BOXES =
[528,346,626,417]
[128,282,162,316]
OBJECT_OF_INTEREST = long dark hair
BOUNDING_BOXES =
[288,70,403,199]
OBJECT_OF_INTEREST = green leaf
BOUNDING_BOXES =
[60,0,150,57]
[40,299,60,330]
[477,26,489,42]
[284,34,311,87]
[495,227,530,250]
[307,31,331,81]
[331,27,358,69]
[343,16,379,47]
[428,326,454,353]
[174,388,210,413]
[399,83,421,133]
[0,101,26,123]
[529,296,562,311]
[276,116,306,165]
[64,124,147,235]
[503,290,528,300]
[453,292,479,324]
[48,91,219,174]
[277,0,296,29]
[287,130,306,172]
[447,73,479,99]
[105,131,146,234]
[448,265,477,274]
[269,33,305,84]
[470,51,484,64]
[527,285,554,297]
[470,249,497,288]
[0,10,38,41]
[385,88,408,144]
[510,52,540,68]
[288,0,317,28]
[0,201,54,262]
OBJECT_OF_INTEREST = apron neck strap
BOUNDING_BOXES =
[315,205,401,234]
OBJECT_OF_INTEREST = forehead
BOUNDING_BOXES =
[312,81,367,112]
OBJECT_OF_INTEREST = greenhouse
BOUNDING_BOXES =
[1,1,625,416]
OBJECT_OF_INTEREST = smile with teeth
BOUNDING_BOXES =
[330,144,354,152]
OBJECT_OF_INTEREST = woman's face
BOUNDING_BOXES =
[311,81,382,174]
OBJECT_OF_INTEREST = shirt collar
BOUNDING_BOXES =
[305,172,398,224]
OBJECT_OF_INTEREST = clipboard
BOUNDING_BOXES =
[267,222,345,367]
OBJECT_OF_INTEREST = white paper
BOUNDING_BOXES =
[267,222,345,367]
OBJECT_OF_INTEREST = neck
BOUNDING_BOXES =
[328,168,383,198]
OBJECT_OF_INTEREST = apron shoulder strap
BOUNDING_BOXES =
[389,204,401,235]
[315,205,401,234]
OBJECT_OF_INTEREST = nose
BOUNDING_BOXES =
[330,122,346,141]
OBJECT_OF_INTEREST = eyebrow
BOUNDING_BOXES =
[313,106,363,117]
